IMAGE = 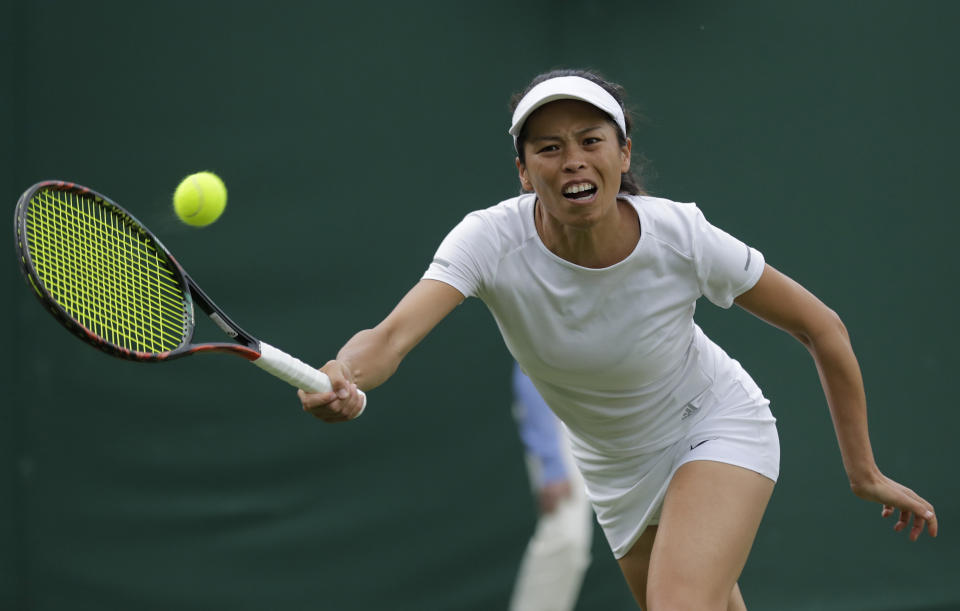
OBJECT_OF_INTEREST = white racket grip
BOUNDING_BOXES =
[253,342,367,417]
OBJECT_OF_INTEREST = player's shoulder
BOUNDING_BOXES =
[460,194,534,245]
[627,194,704,254]
[469,193,531,223]
[628,193,700,221]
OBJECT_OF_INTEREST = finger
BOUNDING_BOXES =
[321,362,352,396]
[346,383,367,419]
[894,509,911,532]
[927,512,938,538]
[309,407,339,421]
[298,371,365,422]
[912,503,937,539]
[881,505,894,518]
[326,384,364,420]
[334,383,351,400]
[298,387,337,402]
[897,493,938,539]
[313,404,351,422]
[298,388,338,411]
[313,390,367,423]
[910,513,928,542]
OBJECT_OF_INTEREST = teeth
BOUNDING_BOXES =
[563,183,595,194]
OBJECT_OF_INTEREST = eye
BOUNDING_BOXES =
[537,144,559,154]
[583,137,601,146]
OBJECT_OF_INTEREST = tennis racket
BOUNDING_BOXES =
[13,180,365,414]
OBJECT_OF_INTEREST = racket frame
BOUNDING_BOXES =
[14,180,261,363]
[14,179,363,405]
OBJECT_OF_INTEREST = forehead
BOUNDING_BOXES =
[523,99,615,136]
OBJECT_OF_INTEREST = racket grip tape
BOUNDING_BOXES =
[253,342,367,417]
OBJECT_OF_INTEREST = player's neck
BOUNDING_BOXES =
[535,198,639,269]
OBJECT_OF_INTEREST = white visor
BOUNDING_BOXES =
[509,76,626,148]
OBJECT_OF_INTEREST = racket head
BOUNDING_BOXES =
[14,180,197,361]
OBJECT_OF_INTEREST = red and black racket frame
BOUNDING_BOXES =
[14,180,264,363]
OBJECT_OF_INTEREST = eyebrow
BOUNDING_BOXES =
[529,124,606,143]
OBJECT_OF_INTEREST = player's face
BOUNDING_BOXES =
[517,100,631,229]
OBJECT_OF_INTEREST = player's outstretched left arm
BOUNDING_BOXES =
[735,264,937,541]
[299,279,465,423]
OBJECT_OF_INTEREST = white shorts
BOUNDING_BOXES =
[584,367,780,559]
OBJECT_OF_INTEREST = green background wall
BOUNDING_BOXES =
[3,1,957,609]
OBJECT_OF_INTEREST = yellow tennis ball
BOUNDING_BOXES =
[173,171,227,227]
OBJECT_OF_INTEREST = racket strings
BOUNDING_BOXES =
[25,189,189,353]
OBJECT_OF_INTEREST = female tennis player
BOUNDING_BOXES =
[299,69,937,609]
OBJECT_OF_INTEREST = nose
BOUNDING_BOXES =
[561,148,586,172]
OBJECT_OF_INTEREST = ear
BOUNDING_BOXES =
[620,137,632,174]
[516,157,533,192]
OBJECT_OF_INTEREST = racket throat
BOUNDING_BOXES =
[186,276,258,347]
[209,312,240,338]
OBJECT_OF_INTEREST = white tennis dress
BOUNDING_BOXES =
[423,193,779,558]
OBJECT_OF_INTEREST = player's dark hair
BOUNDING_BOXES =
[510,68,645,196]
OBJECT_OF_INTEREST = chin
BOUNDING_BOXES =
[561,209,605,228]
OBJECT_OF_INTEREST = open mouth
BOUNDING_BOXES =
[562,182,597,201]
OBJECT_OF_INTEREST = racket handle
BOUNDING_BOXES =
[253,342,367,417]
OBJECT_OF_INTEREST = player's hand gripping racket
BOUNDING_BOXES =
[13,180,365,416]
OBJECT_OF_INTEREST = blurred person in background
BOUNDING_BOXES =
[509,362,593,611]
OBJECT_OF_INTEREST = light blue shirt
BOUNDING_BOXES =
[513,362,568,486]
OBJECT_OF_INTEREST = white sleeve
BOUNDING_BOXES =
[422,211,499,299]
[691,206,765,308]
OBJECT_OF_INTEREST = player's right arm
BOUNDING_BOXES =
[299,279,465,422]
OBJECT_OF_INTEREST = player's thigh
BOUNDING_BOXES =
[648,460,774,609]
[616,524,657,608]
